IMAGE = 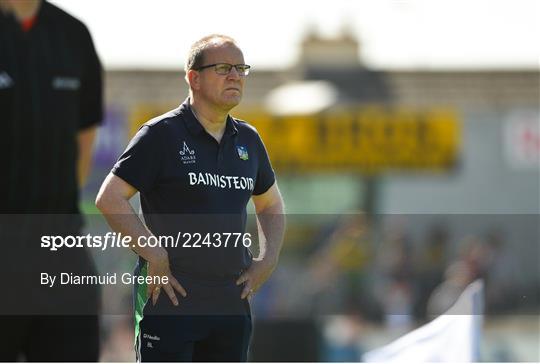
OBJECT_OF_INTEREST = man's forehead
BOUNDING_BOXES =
[204,43,244,61]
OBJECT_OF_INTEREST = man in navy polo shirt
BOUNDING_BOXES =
[96,34,285,361]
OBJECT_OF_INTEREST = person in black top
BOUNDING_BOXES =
[96,34,285,361]
[0,0,103,361]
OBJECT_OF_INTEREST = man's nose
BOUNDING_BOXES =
[227,66,241,80]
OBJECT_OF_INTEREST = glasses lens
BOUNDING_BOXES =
[236,65,250,76]
[215,64,232,75]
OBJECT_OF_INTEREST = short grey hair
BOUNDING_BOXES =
[184,34,238,73]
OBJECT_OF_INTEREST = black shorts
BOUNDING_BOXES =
[135,272,252,362]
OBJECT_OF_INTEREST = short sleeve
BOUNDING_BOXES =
[78,25,103,130]
[111,125,162,193]
[252,133,276,196]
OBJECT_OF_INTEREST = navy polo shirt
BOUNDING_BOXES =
[112,99,275,278]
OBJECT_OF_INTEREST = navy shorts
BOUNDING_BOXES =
[135,272,252,362]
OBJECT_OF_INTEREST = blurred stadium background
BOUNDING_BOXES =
[49,0,540,361]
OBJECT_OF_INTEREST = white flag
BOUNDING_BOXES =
[363,280,484,363]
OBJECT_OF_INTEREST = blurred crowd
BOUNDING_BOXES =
[246,213,534,361]
[254,214,525,319]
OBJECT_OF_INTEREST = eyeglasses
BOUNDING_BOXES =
[195,63,251,76]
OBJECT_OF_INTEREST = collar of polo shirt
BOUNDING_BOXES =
[180,98,238,138]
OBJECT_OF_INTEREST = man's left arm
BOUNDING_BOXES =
[77,126,98,188]
[236,182,285,299]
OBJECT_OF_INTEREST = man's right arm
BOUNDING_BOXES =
[95,172,186,305]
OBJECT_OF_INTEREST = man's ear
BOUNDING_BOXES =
[187,69,200,91]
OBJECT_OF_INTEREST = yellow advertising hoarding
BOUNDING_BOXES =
[130,105,460,174]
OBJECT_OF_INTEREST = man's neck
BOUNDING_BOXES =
[189,98,229,143]
[4,0,41,22]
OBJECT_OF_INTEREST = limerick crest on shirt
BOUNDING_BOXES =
[236,146,249,161]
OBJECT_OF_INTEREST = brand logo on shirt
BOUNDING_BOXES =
[179,141,196,164]
[143,333,161,341]
[52,76,80,90]
[0,71,14,89]
[237,146,249,161]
